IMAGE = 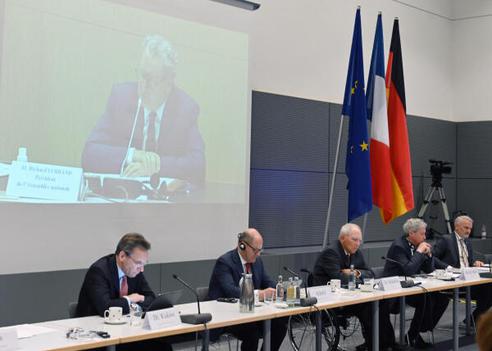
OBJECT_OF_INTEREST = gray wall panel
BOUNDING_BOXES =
[457,122,492,178]
[456,178,492,237]
[250,169,330,248]
[407,115,456,179]
[251,91,329,172]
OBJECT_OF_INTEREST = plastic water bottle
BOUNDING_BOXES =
[275,275,284,302]
[286,277,296,307]
[481,225,487,240]
[17,147,28,162]
[293,276,301,305]
[348,264,356,291]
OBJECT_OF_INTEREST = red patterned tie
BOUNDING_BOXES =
[245,263,252,274]
[120,276,128,297]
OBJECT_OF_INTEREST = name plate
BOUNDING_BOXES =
[307,286,331,303]
[461,267,480,281]
[143,307,181,330]
[379,277,402,291]
[6,161,83,201]
[0,328,18,351]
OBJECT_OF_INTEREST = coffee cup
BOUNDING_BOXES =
[104,306,123,322]
[329,279,341,292]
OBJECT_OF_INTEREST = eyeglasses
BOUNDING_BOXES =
[125,252,147,268]
[243,241,263,254]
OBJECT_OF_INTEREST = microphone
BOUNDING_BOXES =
[172,274,212,324]
[283,266,317,306]
[283,266,299,276]
[381,256,418,288]
[119,97,142,176]
[299,268,317,306]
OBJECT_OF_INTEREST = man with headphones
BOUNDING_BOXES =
[208,228,287,351]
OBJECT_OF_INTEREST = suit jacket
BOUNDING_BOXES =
[76,254,155,317]
[383,235,435,277]
[312,241,373,286]
[81,82,205,185]
[208,249,276,300]
[433,233,475,269]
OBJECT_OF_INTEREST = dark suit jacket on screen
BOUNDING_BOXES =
[81,82,205,185]
[76,254,155,317]
[312,241,374,286]
[433,233,475,269]
[383,235,434,277]
[208,249,276,300]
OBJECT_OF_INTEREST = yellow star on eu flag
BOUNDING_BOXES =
[360,140,368,151]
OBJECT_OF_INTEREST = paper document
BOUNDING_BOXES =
[15,324,56,339]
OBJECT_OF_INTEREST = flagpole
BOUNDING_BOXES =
[322,115,344,248]
[362,213,368,237]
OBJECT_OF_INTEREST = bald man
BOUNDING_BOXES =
[208,229,287,351]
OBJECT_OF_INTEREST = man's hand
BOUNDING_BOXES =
[417,242,432,255]
[123,150,160,177]
[474,260,485,267]
[259,288,276,301]
[127,293,145,303]
[341,268,360,277]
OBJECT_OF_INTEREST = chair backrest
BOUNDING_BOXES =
[196,286,210,302]
[371,266,385,279]
[68,301,78,318]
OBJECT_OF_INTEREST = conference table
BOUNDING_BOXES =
[3,275,492,351]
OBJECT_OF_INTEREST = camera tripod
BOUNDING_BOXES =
[417,173,453,235]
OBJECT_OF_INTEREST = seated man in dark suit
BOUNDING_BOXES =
[433,215,492,323]
[82,35,205,186]
[77,232,171,351]
[312,223,396,351]
[208,229,287,351]
[383,218,449,349]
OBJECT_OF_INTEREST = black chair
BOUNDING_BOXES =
[68,301,78,318]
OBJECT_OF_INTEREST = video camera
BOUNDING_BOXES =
[429,159,452,186]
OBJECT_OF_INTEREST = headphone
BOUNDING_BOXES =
[238,232,247,250]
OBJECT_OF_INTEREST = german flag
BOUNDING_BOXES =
[384,18,414,223]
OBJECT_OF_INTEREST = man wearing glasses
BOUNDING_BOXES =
[312,223,397,351]
[76,232,155,317]
[208,228,287,351]
[82,34,205,186]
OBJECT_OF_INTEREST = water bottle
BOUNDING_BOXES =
[481,225,487,240]
[348,264,356,291]
[293,276,301,305]
[275,275,284,302]
[286,277,296,307]
[239,273,254,313]
[17,147,28,162]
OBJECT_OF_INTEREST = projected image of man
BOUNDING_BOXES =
[82,35,205,185]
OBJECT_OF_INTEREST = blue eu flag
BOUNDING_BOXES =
[342,8,372,222]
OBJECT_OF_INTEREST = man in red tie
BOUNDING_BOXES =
[76,233,155,317]
[208,229,286,351]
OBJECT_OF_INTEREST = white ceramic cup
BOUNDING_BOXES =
[330,279,341,292]
[104,306,123,322]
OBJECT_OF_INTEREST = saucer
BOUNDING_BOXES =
[104,318,127,325]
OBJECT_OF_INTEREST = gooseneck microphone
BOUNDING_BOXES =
[381,256,419,288]
[283,266,317,306]
[299,268,317,306]
[120,97,142,176]
[172,274,212,324]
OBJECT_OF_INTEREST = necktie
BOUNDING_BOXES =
[245,263,252,274]
[146,111,157,152]
[120,276,128,297]
[459,239,469,268]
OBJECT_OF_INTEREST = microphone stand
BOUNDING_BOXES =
[172,274,212,324]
